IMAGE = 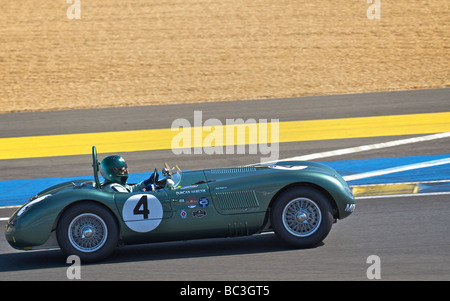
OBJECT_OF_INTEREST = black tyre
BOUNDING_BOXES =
[57,202,119,262]
[271,187,333,248]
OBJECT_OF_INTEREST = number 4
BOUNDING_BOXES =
[133,195,150,219]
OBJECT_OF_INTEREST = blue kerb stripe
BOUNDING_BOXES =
[0,174,146,207]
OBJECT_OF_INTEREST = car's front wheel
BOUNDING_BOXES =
[57,202,119,262]
[271,187,334,248]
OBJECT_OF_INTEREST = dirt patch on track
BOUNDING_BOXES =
[0,1,448,113]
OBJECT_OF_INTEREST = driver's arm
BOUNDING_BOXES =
[126,173,155,192]
[126,181,146,192]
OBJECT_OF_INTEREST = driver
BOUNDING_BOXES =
[99,155,155,192]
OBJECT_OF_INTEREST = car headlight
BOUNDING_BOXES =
[17,194,52,217]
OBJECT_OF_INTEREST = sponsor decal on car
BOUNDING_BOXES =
[180,185,199,189]
[192,209,207,218]
[199,197,209,208]
[176,189,207,195]
[186,197,199,208]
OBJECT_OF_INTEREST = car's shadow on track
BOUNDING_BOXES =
[0,249,65,273]
[0,233,323,273]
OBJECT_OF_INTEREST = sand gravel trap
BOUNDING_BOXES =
[0,0,448,113]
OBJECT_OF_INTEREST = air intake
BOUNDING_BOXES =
[215,190,259,211]
[209,167,256,174]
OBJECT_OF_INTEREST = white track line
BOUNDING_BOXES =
[343,157,450,182]
[0,206,19,221]
[264,132,450,163]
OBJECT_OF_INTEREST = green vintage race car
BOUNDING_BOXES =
[5,147,355,262]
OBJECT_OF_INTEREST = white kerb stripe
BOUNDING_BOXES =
[263,132,450,164]
[343,157,450,182]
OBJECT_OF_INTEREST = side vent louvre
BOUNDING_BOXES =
[210,167,256,174]
[215,190,259,211]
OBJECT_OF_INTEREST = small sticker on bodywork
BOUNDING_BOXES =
[215,186,227,190]
[176,189,206,195]
[192,209,207,218]
[199,197,209,208]
[185,197,198,208]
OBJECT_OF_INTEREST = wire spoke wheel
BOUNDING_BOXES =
[271,187,333,248]
[68,213,108,253]
[282,197,322,237]
[57,202,119,262]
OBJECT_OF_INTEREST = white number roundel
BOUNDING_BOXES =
[122,194,163,233]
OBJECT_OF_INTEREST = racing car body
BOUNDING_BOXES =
[5,147,355,262]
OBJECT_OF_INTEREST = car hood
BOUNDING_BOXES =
[204,160,338,176]
[33,179,95,198]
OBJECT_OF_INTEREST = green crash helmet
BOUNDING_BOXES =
[99,155,129,185]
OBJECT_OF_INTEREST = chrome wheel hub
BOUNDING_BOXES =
[296,212,308,223]
[282,197,322,237]
[81,227,93,239]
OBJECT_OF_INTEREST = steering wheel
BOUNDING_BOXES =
[143,168,158,191]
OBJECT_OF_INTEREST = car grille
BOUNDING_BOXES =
[215,190,259,211]
[209,167,256,174]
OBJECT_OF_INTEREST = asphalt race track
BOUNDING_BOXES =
[1,88,449,281]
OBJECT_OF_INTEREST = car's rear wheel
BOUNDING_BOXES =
[271,187,333,248]
[57,202,119,262]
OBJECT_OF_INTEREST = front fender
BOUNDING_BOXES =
[6,189,118,249]
[267,168,355,220]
